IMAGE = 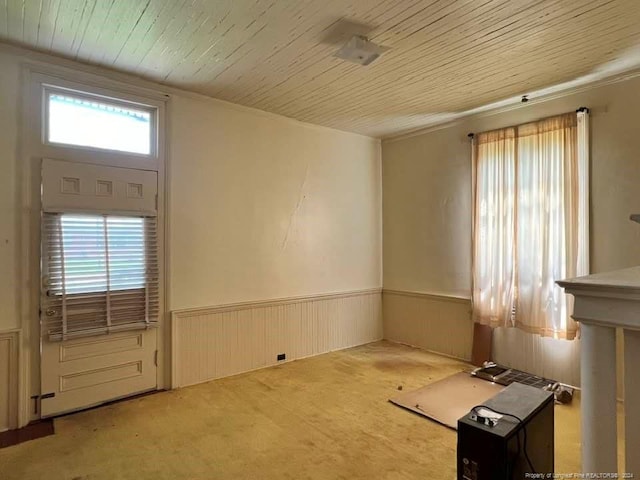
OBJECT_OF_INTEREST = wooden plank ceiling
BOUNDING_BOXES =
[1,0,640,138]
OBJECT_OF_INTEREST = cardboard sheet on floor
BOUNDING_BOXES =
[389,372,504,430]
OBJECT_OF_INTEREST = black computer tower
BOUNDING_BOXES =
[457,382,554,480]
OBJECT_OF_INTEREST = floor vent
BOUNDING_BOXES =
[471,363,574,403]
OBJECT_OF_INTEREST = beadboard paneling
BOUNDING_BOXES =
[382,290,473,361]
[171,289,382,388]
[382,289,582,386]
[492,327,581,388]
[0,331,18,432]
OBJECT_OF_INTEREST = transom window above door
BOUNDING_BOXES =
[45,90,155,155]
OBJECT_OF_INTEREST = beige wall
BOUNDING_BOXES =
[0,54,20,332]
[169,95,382,310]
[0,46,382,427]
[382,75,640,385]
[382,126,472,297]
[0,48,382,330]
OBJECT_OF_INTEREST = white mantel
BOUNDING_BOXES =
[558,266,640,476]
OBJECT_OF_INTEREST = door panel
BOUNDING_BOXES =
[41,158,157,214]
[40,159,159,417]
[40,330,156,417]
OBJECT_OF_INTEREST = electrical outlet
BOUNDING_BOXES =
[277,353,286,361]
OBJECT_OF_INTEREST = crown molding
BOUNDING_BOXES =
[0,41,379,143]
[2,39,639,145]
[382,67,640,144]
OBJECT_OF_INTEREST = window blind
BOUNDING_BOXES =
[42,213,159,341]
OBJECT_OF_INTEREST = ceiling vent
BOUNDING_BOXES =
[334,35,386,66]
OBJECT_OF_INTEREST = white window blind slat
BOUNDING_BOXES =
[42,213,159,341]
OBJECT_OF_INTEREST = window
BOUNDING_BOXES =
[42,213,159,340]
[46,91,153,155]
[471,111,589,340]
[58,215,146,294]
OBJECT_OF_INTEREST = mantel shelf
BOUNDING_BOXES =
[557,266,640,292]
[557,266,640,329]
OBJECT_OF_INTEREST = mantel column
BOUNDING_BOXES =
[580,322,618,474]
[624,329,640,476]
[558,266,640,476]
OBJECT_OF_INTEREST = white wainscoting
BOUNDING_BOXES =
[0,330,19,432]
[382,290,473,361]
[171,289,382,388]
[382,289,583,387]
[492,327,581,388]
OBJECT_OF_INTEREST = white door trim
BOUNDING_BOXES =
[19,66,169,426]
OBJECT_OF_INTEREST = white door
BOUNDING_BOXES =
[40,159,159,417]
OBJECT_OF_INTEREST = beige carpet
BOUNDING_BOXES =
[0,341,601,479]
[390,371,504,429]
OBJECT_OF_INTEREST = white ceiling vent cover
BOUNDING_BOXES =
[334,35,387,66]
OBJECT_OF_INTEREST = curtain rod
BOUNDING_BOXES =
[467,107,590,138]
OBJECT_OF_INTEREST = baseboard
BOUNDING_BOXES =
[0,419,54,449]
[383,339,471,363]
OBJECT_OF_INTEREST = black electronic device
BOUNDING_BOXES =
[457,382,554,480]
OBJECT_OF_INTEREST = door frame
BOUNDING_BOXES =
[19,65,170,425]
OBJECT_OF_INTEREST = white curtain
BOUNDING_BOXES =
[472,111,589,340]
